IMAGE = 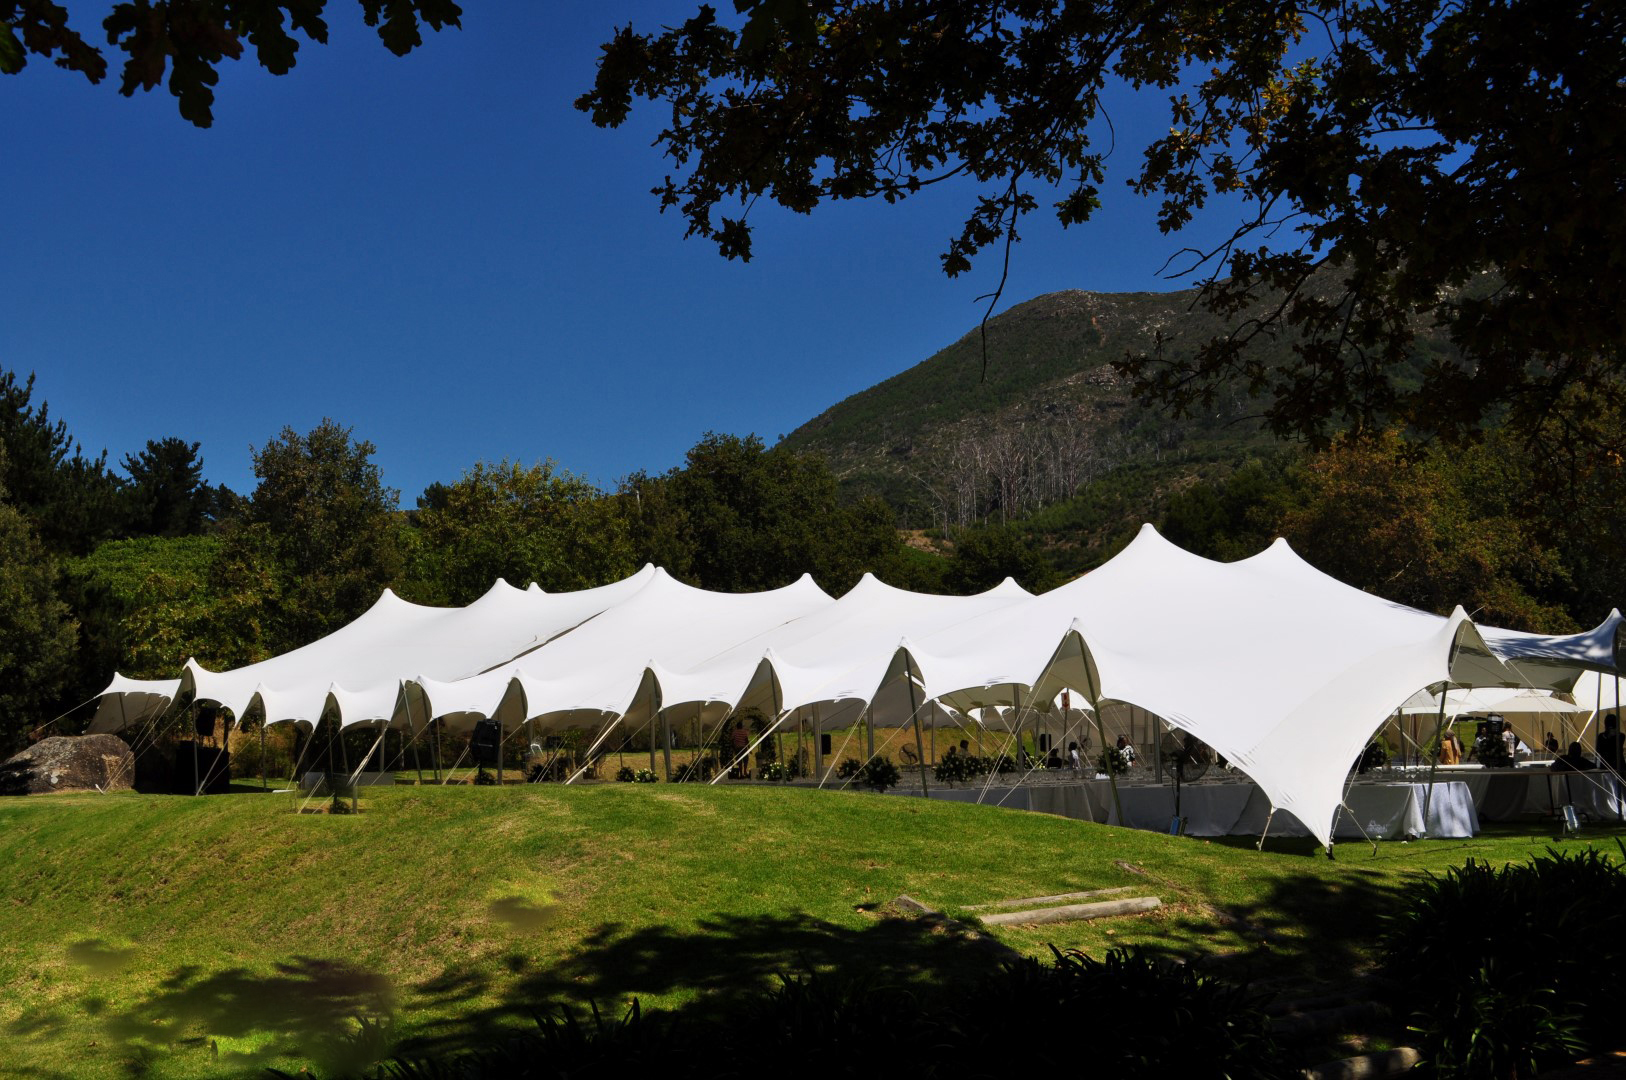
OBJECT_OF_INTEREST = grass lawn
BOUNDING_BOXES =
[0,783,1619,1078]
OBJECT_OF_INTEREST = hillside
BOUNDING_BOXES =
[0,783,1587,1078]
[779,286,1285,530]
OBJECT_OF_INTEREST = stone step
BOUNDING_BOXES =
[1300,1047,1421,1080]
[1270,1001,1391,1041]
[977,896,1161,926]
[965,886,1139,911]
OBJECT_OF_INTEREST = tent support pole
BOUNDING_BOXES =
[496,714,504,787]
[662,713,673,782]
[1256,808,1275,852]
[1080,642,1121,826]
[648,712,657,776]
[866,704,875,760]
[432,719,442,783]
[1421,685,1450,836]
[260,724,267,790]
[907,668,928,799]
[813,704,825,783]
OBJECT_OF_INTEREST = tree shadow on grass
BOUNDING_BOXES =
[398,909,1010,1060]
[4,947,394,1079]
[1137,852,1408,987]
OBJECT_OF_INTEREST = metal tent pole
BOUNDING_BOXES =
[813,704,825,782]
[662,713,673,781]
[906,669,928,798]
[1421,686,1451,834]
[260,723,267,790]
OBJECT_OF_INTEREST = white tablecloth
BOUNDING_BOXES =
[921,778,1479,839]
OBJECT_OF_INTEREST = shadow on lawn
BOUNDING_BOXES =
[1137,848,1409,985]
[399,908,1009,1060]
[5,947,394,1079]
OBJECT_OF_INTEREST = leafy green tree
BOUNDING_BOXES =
[3,0,462,126]
[0,368,121,554]
[1273,432,1572,631]
[942,525,1058,595]
[646,433,903,594]
[119,436,218,538]
[232,418,401,649]
[580,0,1626,451]
[0,448,79,754]
[411,460,637,605]
[1160,454,1300,562]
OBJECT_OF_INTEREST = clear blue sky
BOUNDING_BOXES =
[7,1,1241,502]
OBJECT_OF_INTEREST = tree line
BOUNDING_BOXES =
[3,362,1620,760]
[0,367,991,755]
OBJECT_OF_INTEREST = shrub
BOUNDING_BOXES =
[472,767,497,786]
[933,753,975,785]
[759,761,790,782]
[615,766,636,783]
[671,757,717,783]
[1382,846,1626,1076]
[1097,747,1130,775]
[632,768,658,784]
[939,946,1286,1078]
[857,757,900,793]
[834,758,862,780]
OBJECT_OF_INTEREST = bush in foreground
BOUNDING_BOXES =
[1382,845,1626,1077]
[299,945,1287,1079]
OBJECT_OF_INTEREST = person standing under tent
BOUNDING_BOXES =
[1068,741,1082,772]
[1116,735,1137,769]
[1544,732,1561,756]
[1598,714,1624,774]
[1439,731,1462,766]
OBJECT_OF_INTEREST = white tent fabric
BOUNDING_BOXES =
[647,574,1032,728]
[899,525,1516,847]
[483,569,835,731]
[1480,610,1623,691]
[86,522,1619,852]
[86,673,181,734]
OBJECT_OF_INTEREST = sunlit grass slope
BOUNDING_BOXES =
[0,784,1615,1078]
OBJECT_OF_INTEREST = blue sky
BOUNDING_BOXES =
[7,2,1242,501]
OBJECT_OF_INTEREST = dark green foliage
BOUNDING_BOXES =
[584,0,1626,455]
[833,758,862,781]
[407,460,636,605]
[0,368,122,554]
[853,756,899,793]
[4,0,463,127]
[619,433,904,595]
[234,418,402,650]
[942,525,1057,594]
[932,752,975,786]
[1382,847,1626,1076]
[118,436,220,538]
[614,766,636,783]
[0,489,79,753]
[361,947,1285,1079]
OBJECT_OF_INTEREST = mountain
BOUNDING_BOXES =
[778,286,1286,534]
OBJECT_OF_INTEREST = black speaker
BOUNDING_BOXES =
[194,707,218,739]
[471,719,501,766]
[821,733,832,755]
[1038,733,1052,752]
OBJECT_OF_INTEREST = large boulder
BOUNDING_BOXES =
[0,735,135,795]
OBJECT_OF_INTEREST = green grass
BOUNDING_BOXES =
[0,784,1618,1078]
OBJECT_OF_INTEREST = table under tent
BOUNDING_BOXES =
[82,525,1624,853]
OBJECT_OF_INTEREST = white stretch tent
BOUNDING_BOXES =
[88,524,1621,850]
[899,525,1518,847]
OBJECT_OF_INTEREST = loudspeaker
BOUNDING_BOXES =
[821,734,832,755]
[1038,733,1052,752]
[194,707,218,739]
[471,719,501,766]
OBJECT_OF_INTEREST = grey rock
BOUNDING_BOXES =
[0,735,135,795]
